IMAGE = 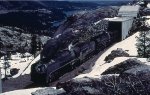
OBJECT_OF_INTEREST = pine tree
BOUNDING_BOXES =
[136,26,150,58]
[37,37,42,51]
[31,34,37,58]
[3,48,11,80]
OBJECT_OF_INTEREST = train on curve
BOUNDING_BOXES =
[31,4,142,84]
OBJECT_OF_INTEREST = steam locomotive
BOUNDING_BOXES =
[30,3,143,83]
[31,20,111,83]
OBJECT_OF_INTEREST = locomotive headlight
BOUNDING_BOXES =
[35,64,47,74]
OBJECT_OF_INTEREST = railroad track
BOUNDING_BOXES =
[47,43,114,87]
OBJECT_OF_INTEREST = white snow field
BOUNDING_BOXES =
[0,52,41,79]
[147,4,150,8]
[21,54,40,75]
[0,53,34,78]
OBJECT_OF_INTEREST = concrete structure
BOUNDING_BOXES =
[104,5,141,41]
[106,17,133,40]
[118,5,140,18]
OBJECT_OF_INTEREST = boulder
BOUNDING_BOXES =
[104,48,129,62]
[0,27,50,54]
[56,77,102,94]
[10,68,19,76]
[102,58,144,75]
[118,65,150,95]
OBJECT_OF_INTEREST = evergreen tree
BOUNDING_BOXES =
[3,48,11,80]
[37,37,42,51]
[136,26,150,58]
[143,0,148,7]
[31,34,37,58]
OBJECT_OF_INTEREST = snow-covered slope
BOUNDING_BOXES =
[0,52,41,79]
[76,32,139,78]
[21,54,40,75]
[0,53,34,78]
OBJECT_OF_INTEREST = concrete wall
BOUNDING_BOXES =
[121,19,133,40]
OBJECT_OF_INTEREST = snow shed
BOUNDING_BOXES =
[118,5,140,18]
[106,17,133,41]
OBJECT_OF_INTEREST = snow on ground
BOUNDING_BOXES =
[21,54,40,75]
[0,88,44,95]
[2,16,150,94]
[146,16,150,26]
[147,3,150,8]
[0,53,34,78]
[76,32,139,78]
[0,51,41,78]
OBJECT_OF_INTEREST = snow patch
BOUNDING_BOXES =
[0,88,44,95]
[0,53,34,78]
[21,54,40,75]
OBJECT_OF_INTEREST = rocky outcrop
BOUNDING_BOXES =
[102,58,144,75]
[55,64,150,95]
[0,26,50,57]
[55,7,118,36]
[57,77,102,95]
[104,48,129,62]
[118,65,150,95]
[31,58,150,95]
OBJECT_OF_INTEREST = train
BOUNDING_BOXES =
[31,20,112,83]
[31,4,143,84]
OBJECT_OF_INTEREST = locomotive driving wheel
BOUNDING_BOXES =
[46,73,55,83]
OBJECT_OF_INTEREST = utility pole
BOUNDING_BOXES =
[4,46,7,80]
[4,55,8,80]
[0,67,2,93]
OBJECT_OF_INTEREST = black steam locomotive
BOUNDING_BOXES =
[31,20,111,83]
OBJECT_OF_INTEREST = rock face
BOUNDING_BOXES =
[118,65,150,95]
[56,77,102,94]
[31,71,150,95]
[104,48,129,62]
[54,7,118,36]
[0,26,50,57]
[102,58,144,75]
[31,58,150,95]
